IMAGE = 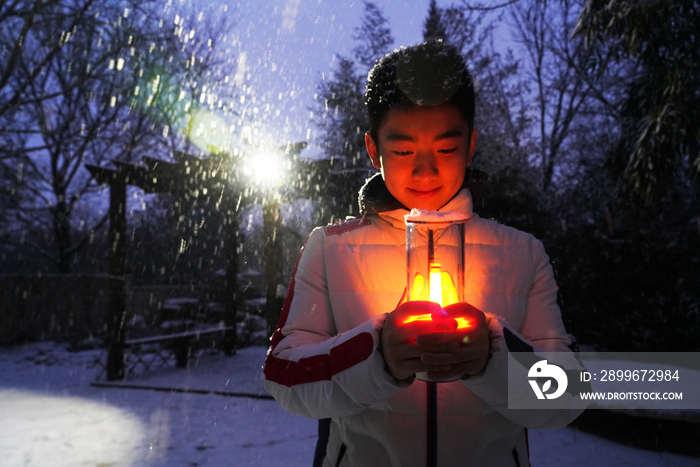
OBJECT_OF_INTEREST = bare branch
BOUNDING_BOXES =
[0,0,98,118]
[0,0,44,92]
[460,0,522,13]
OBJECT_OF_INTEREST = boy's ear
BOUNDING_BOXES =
[365,132,382,169]
[467,129,477,166]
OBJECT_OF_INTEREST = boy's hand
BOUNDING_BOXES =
[380,301,457,381]
[417,302,490,380]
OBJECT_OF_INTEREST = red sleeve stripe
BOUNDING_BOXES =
[264,332,374,387]
[264,230,376,387]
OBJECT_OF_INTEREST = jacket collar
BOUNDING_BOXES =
[376,187,476,230]
[357,168,488,216]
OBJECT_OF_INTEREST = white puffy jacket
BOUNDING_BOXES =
[264,186,584,467]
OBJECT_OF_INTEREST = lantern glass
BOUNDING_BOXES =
[406,214,466,383]
[406,218,466,306]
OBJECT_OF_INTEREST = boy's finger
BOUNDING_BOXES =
[391,320,455,344]
[404,359,453,374]
[417,341,460,354]
[442,302,486,327]
[388,321,432,344]
[395,300,442,317]
[420,352,465,365]
[415,329,464,346]
[393,341,426,360]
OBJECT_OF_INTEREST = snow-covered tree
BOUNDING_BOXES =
[352,1,395,73]
[311,1,394,223]
[423,0,448,42]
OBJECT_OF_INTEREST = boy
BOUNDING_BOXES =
[264,40,584,467]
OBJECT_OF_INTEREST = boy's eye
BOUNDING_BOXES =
[438,148,458,154]
[392,150,412,156]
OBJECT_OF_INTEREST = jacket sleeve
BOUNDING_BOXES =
[461,238,590,429]
[263,228,410,419]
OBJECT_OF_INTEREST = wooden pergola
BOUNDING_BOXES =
[87,143,310,380]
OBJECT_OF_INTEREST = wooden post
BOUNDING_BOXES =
[221,190,238,354]
[106,177,127,380]
[263,197,284,337]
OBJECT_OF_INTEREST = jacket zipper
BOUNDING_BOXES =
[512,447,522,467]
[335,443,347,467]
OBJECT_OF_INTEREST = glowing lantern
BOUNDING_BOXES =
[405,210,469,383]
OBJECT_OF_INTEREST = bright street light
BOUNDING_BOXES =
[243,150,287,187]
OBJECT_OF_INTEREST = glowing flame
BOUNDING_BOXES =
[404,263,470,328]
[429,262,442,306]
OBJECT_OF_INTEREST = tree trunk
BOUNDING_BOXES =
[54,198,73,272]
[106,178,127,380]
[221,190,238,354]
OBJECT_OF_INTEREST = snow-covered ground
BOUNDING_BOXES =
[0,341,697,467]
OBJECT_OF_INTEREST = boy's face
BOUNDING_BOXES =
[365,104,477,211]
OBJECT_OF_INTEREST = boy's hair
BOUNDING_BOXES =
[365,40,475,143]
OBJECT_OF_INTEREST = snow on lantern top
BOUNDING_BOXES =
[404,209,467,223]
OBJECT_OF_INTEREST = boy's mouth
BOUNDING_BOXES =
[408,187,442,198]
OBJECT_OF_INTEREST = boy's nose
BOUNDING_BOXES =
[412,152,438,180]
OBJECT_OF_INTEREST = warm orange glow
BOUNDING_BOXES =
[405,264,469,329]
[403,313,433,324]
[403,314,471,329]
[455,318,471,329]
